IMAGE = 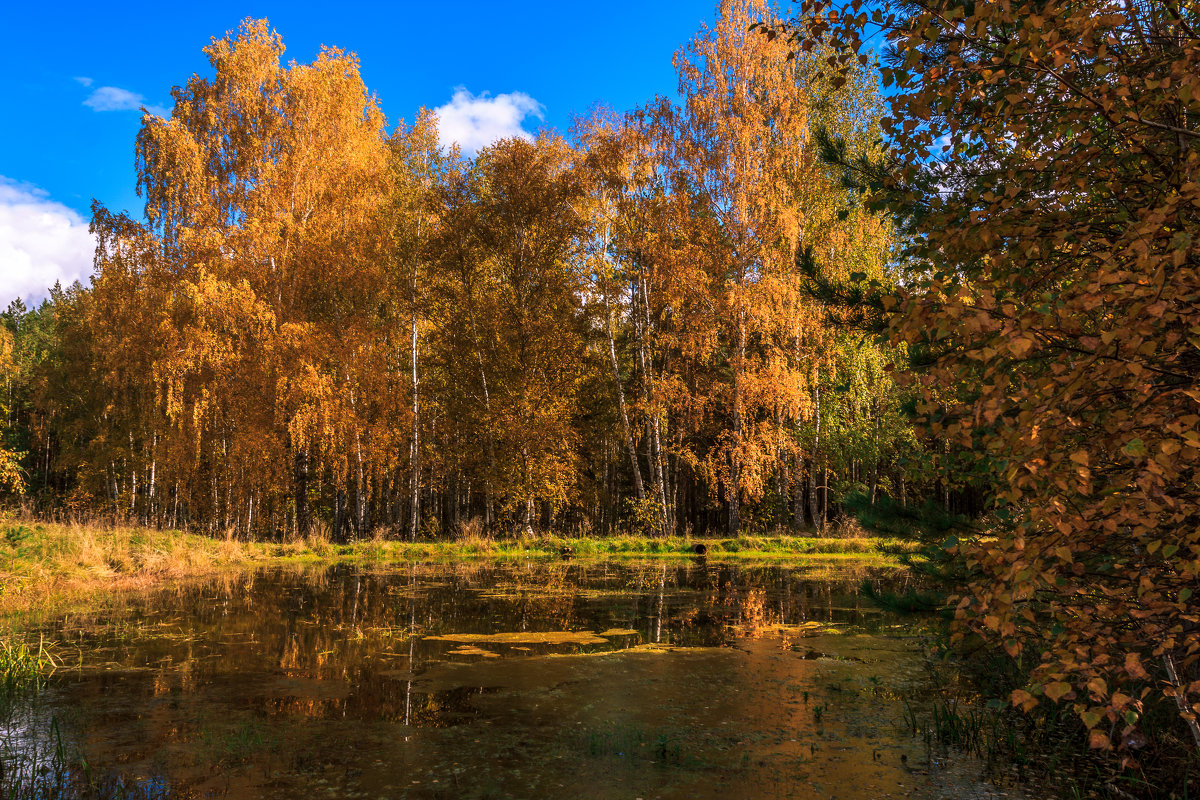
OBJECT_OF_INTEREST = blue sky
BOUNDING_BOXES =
[0,1,717,306]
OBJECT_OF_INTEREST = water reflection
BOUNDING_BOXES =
[3,560,1019,799]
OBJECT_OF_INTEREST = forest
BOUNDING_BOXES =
[1,3,920,541]
[0,0,1197,795]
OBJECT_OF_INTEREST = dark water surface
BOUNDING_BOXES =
[4,559,1024,799]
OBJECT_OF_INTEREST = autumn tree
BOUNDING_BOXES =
[779,0,1200,760]
[665,0,812,534]
[65,18,391,536]
[0,325,25,495]
[0,297,66,500]
[426,136,591,534]
[575,113,657,530]
[621,0,894,534]
[19,7,912,547]
[385,111,453,539]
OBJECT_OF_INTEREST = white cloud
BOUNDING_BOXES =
[0,178,96,308]
[83,86,168,117]
[73,76,93,87]
[84,85,142,111]
[433,88,544,154]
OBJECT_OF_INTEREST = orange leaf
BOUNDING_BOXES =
[1011,689,1037,711]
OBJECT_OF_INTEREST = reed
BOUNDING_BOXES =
[0,635,56,698]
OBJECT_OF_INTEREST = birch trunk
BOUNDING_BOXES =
[729,314,746,536]
[409,306,421,540]
[634,272,670,536]
[604,274,645,503]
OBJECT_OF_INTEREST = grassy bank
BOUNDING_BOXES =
[0,518,915,617]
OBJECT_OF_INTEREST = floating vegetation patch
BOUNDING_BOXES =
[424,631,610,646]
[727,621,844,638]
[790,647,866,663]
[447,645,501,658]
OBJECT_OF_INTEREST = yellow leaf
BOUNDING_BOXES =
[1044,681,1072,702]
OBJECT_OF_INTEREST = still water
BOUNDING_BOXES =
[4,559,1023,799]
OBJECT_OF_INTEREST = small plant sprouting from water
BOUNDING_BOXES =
[580,724,685,765]
[193,712,277,765]
[1,635,57,698]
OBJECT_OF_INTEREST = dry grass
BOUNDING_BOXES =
[0,517,263,616]
[0,514,916,618]
[452,515,488,541]
[827,516,870,539]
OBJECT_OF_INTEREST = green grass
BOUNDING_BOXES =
[0,517,916,618]
[271,532,917,562]
[0,635,56,698]
[0,520,262,615]
[578,723,689,765]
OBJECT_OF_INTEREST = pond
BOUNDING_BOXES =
[2,559,1025,799]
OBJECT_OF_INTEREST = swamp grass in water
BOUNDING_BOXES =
[0,636,56,700]
[941,643,1199,799]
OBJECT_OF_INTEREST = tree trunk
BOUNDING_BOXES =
[523,496,535,537]
[634,271,669,536]
[409,301,421,541]
[775,447,786,534]
[465,280,498,535]
[793,452,804,529]
[1164,653,1200,753]
[729,315,746,536]
[650,416,669,535]
[355,429,366,537]
[294,446,310,538]
[822,464,830,530]
[334,489,345,540]
[604,275,645,503]
[149,430,157,525]
[810,382,822,534]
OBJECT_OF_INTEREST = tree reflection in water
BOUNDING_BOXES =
[2,560,1018,800]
